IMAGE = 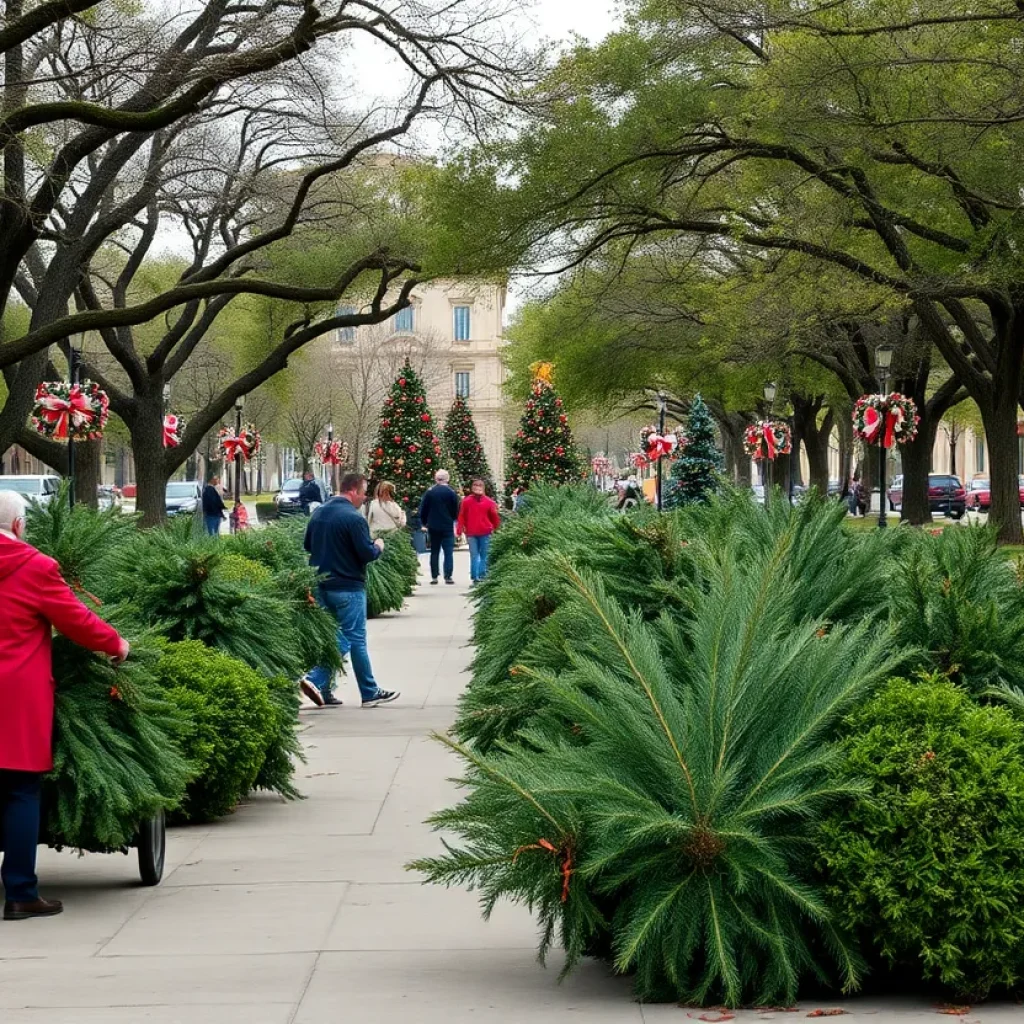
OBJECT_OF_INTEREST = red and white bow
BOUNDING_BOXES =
[644,434,678,461]
[163,414,182,449]
[36,386,95,440]
[861,403,903,449]
[221,435,254,461]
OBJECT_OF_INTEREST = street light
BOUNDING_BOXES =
[656,391,667,511]
[762,382,777,503]
[326,421,335,495]
[875,344,895,529]
[67,339,82,508]
[233,393,245,513]
[162,383,171,408]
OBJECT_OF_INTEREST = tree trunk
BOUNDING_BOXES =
[72,440,101,507]
[791,396,833,495]
[129,403,171,527]
[837,413,853,498]
[898,428,934,526]
[982,390,1022,544]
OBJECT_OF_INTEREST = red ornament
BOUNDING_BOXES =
[382,418,391,427]
[425,457,432,464]
[421,413,431,422]
[399,378,407,387]
[556,446,565,455]
[408,444,418,452]
[416,396,424,404]
[559,415,567,424]
[376,447,384,455]
[394,435,402,443]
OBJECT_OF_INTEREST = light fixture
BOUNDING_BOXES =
[234,394,245,411]
[162,383,171,402]
[875,343,895,372]
[326,422,333,436]
[656,391,667,415]
[763,381,777,404]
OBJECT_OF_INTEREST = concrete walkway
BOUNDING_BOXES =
[0,550,1017,1022]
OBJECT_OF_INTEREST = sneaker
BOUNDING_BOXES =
[430,578,439,585]
[322,692,343,707]
[362,690,400,707]
[299,677,325,707]
[445,578,455,585]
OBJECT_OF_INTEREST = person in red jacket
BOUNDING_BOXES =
[456,477,501,583]
[0,491,129,921]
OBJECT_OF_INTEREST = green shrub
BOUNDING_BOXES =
[154,641,277,821]
[215,553,273,588]
[818,675,1024,998]
[255,500,278,522]
[47,635,192,850]
[415,541,901,1006]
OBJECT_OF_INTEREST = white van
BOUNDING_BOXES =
[0,474,61,505]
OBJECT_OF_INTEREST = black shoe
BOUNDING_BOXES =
[299,677,325,707]
[362,690,400,707]
[5,898,63,920]
[430,578,439,585]
[445,578,455,585]
[322,692,343,707]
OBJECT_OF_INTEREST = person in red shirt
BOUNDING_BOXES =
[0,491,129,921]
[455,478,501,583]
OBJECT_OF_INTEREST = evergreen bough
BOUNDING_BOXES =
[367,529,420,618]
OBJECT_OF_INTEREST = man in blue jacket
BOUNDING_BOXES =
[302,472,400,708]
[418,469,461,585]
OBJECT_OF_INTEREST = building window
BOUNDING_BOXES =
[455,371,471,399]
[976,437,986,474]
[394,306,414,333]
[336,305,356,343]
[453,305,471,341]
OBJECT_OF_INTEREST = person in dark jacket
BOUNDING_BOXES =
[298,471,323,515]
[418,469,461,585]
[302,472,400,708]
[201,475,226,536]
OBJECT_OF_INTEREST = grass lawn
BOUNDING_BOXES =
[841,512,1024,559]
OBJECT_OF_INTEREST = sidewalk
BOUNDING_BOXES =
[0,550,1016,1021]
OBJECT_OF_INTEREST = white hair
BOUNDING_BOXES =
[435,469,450,484]
[0,490,28,531]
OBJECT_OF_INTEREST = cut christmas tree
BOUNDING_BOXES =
[505,365,583,500]
[443,396,492,489]
[368,359,443,511]
[664,393,724,508]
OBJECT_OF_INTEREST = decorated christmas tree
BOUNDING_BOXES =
[443,396,492,489]
[505,363,583,498]
[368,359,443,510]
[664,393,724,508]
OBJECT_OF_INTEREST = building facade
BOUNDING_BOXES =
[333,279,508,484]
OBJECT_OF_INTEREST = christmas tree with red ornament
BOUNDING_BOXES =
[505,363,583,498]
[442,396,492,489]
[368,360,442,509]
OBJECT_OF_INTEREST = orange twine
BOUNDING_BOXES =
[513,838,574,902]
[71,579,103,607]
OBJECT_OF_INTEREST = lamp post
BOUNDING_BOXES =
[875,344,894,529]
[763,381,777,503]
[67,343,81,508]
[233,394,245,509]
[326,421,334,495]
[656,391,667,511]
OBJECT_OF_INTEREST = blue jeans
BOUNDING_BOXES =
[0,770,42,902]
[204,515,222,536]
[467,534,492,581]
[428,530,455,580]
[308,588,380,702]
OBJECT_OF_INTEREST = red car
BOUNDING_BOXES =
[966,477,1024,512]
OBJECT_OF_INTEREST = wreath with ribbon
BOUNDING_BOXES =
[852,393,919,448]
[32,380,110,441]
[591,454,613,477]
[162,414,184,449]
[639,424,687,463]
[314,439,347,466]
[629,451,650,471]
[218,423,261,462]
[743,420,793,462]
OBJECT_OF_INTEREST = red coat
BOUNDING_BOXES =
[456,494,501,538]
[0,534,123,772]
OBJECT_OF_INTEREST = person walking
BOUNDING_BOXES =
[419,469,461,585]
[0,491,130,920]
[301,472,400,708]
[298,470,322,516]
[201,475,226,536]
[364,481,407,533]
[456,477,501,583]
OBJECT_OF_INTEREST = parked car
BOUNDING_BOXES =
[966,478,991,512]
[888,474,966,518]
[0,474,61,505]
[275,477,329,516]
[97,484,122,511]
[165,480,202,516]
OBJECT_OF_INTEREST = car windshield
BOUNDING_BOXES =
[972,480,990,490]
[0,477,43,495]
[165,482,196,498]
[282,479,303,493]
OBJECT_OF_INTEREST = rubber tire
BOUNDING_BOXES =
[137,809,166,886]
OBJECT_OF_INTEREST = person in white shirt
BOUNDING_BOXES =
[363,481,407,533]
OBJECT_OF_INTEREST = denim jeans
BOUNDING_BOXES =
[204,515,222,536]
[428,530,455,581]
[467,534,492,581]
[0,770,42,902]
[307,588,380,702]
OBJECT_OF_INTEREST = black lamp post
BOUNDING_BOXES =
[233,393,245,508]
[326,420,334,495]
[875,343,894,529]
[763,381,777,503]
[67,343,81,508]
[656,391,667,511]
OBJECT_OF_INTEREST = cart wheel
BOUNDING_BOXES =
[137,809,166,886]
